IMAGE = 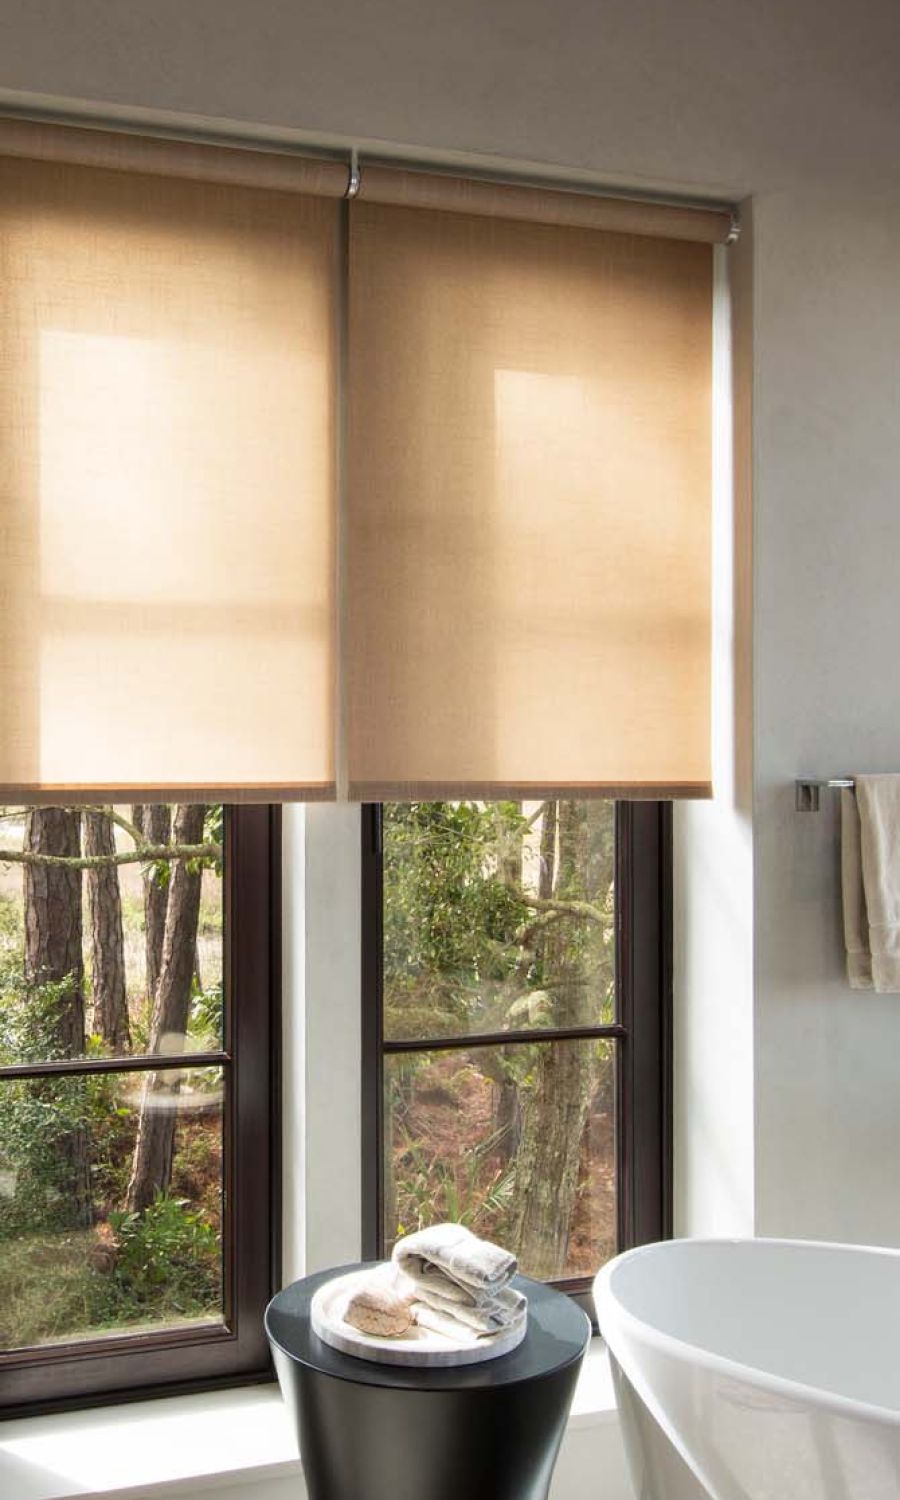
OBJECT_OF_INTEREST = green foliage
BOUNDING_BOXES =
[383,802,530,1036]
[0,803,227,1349]
[0,893,21,953]
[189,981,223,1048]
[0,965,95,1235]
[204,806,225,876]
[385,801,528,974]
[0,968,79,1065]
[128,999,154,1055]
[109,1193,220,1311]
[382,799,619,1275]
[171,1122,221,1227]
[0,1038,134,1239]
[382,799,616,1039]
[392,1131,517,1242]
[0,1074,90,1236]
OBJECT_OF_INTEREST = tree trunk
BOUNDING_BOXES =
[513,800,595,1278]
[84,809,130,1052]
[490,801,528,1163]
[132,803,171,1005]
[493,1077,521,1161]
[538,800,556,904]
[23,807,92,1227]
[499,801,523,889]
[126,804,206,1212]
[24,808,85,1048]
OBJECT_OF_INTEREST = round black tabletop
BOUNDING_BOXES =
[265,1262,589,1391]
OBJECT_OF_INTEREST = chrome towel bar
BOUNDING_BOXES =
[795,778,855,813]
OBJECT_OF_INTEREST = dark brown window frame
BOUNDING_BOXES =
[0,805,282,1419]
[361,800,672,1321]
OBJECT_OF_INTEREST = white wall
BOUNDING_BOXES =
[674,231,755,1238]
[282,805,362,1283]
[752,183,900,1241]
[1,0,899,1369]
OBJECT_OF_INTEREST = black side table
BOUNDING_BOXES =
[266,1263,590,1500]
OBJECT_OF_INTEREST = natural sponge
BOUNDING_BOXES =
[344,1281,413,1338]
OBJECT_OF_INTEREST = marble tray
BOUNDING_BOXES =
[310,1265,528,1367]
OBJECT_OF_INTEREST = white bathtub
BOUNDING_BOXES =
[594,1238,900,1500]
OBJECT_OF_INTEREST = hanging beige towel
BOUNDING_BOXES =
[841,790,872,989]
[842,776,900,992]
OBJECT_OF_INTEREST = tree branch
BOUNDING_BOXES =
[0,843,221,871]
[520,894,604,922]
[514,894,606,950]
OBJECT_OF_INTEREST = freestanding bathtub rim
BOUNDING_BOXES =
[594,1236,900,1429]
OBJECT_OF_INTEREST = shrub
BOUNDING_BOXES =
[109,1193,220,1313]
[189,981,223,1047]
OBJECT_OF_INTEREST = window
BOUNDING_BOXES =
[362,800,671,1310]
[0,805,279,1415]
[0,125,717,1412]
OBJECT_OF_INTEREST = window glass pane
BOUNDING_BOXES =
[383,800,615,1041]
[0,805,223,1062]
[383,1040,616,1281]
[0,1065,224,1351]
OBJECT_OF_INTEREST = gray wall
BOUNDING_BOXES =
[3,0,900,1243]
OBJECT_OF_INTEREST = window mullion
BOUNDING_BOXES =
[0,1051,231,1081]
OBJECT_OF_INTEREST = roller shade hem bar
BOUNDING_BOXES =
[348,782,713,802]
[0,784,336,806]
[0,112,738,244]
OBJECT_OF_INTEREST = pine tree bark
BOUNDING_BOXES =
[126,804,207,1212]
[24,808,85,1050]
[538,800,557,905]
[513,800,595,1278]
[84,809,130,1052]
[23,807,92,1227]
[132,804,171,1005]
[489,801,528,1162]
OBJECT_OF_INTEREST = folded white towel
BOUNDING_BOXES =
[412,1293,527,1344]
[393,1222,517,1305]
[412,1281,527,1334]
[410,1302,483,1346]
[842,777,900,992]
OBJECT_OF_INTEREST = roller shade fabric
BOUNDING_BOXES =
[0,134,714,802]
[347,204,712,800]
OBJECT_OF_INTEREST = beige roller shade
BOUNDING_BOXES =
[347,203,712,800]
[0,156,337,799]
[0,117,733,244]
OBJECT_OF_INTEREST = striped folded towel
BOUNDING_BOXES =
[392,1222,526,1338]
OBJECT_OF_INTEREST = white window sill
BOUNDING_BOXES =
[0,1338,617,1499]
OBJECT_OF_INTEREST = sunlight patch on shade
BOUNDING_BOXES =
[38,328,326,607]
[492,367,710,785]
[35,328,333,785]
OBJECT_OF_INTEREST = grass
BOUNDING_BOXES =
[0,1232,104,1347]
[0,1200,222,1351]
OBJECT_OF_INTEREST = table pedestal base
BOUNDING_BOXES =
[272,1342,581,1500]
